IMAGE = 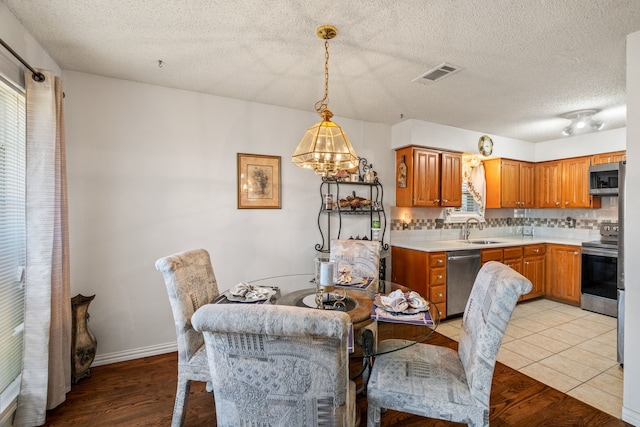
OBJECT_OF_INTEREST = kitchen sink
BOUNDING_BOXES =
[461,240,502,245]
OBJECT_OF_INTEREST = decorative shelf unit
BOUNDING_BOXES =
[316,158,389,257]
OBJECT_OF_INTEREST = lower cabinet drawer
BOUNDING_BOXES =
[434,302,446,320]
[430,268,446,285]
[430,284,446,303]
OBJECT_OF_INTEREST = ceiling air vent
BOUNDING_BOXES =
[413,62,462,84]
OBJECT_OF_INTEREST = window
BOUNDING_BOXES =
[445,154,484,223]
[0,77,26,411]
[460,181,479,213]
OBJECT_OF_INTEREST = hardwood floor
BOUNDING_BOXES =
[44,330,630,426]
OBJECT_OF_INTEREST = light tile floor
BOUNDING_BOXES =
[437,298,623,418]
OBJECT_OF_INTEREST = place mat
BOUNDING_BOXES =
[370,304,434,326]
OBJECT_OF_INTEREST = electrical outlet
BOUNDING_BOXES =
[435,218,444,229]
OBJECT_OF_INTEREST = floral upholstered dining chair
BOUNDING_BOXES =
[155,249,219,427]
[330,239,381,290]
[366,261,532,427]
[192,304,357,427]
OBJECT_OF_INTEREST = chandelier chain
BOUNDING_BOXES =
[314,38,330,115]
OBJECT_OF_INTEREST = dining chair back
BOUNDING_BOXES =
[330,239,381,288]
[366,261,532,427]
[192,303,357,427]
[155,249,219,427]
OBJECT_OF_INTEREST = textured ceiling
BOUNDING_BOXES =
[4,0,640,142]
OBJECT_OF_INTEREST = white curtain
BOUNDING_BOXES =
[14,70,71,426]
[463,158,486,218]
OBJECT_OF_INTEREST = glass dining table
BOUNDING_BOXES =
[247,273,441,382]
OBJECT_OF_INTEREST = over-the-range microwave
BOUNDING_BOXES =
[589,162,621,195]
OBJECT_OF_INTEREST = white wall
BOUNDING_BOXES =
[0,3,61,85]
[391,118,626,163]
[62,71,394,360]
[622,30,640,426]
[391,118,534,159]
[534,127,627,162]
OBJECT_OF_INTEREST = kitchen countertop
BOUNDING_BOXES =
[391,236,586,252]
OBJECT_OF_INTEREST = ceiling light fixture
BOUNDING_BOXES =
[292,25,358,177]
[561,109,604,137]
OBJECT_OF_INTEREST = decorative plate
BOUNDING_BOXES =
[478,135,494,156]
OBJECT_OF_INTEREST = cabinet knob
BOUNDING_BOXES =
[434,199,441,203]
[437,274,443,279]
[524,261,530,265]
[565,201,570,205]
[555,201,560,206]
[437,259,443,264]
[533,249,539,253]
[574,251,579,256]
[437,292,443,298]
[442,199,448,203]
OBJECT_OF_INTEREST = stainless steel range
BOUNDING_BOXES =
[581,223,619,318]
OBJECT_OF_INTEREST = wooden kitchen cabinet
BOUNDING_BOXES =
[390,246,447,319]
[428,252,447,319]
[484,158,534,208]
[481,246,523,274]
[562,157,599,208]
[521,244,545,301]
[391,246,427,296]
[502,246,523,275]
[440,152,463,207]
[395,146,461,208]
[481,248,503,264]
[481,245,543,301]
[592,150,626,165]
[545,244,581,305]
[535,160,563,208]
[535,156,600,209]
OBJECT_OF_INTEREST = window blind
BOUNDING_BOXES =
[460,181,479,212]
[0,77,26,400]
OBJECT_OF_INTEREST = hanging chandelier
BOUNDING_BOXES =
[292,25,358,177]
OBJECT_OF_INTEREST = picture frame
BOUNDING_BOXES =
[237,153,281,209]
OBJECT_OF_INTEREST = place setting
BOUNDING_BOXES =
[371,289,435,325]
[212,282,280,304]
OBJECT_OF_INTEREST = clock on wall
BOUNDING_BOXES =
[478,135,493,156]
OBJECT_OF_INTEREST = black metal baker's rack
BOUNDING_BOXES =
[316,158,389,254]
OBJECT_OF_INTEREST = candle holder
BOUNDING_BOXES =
[315,261,347,310]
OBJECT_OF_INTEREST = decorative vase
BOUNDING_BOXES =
[71,294,97,384]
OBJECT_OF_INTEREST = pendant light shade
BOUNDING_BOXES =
[292,25,358,177]
[292,109,358,176]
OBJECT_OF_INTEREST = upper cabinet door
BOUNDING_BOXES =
[413,149,441,206]
[500,159,520,208]
[519,162,535,208]
[592,150,626,165]
[440,152,462,207]
[535,160,562,208]
[562,157,593,208]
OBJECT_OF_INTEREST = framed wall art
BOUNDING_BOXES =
[237,153,281,209]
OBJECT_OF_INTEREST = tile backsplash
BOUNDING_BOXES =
[390,197,618,242]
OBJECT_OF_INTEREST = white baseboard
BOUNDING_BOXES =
[622,406,640,425]
[92,341,177,367]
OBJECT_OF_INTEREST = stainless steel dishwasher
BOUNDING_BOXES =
[446,250,482,317]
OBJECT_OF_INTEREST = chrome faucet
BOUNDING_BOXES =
[463,217,484,240]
